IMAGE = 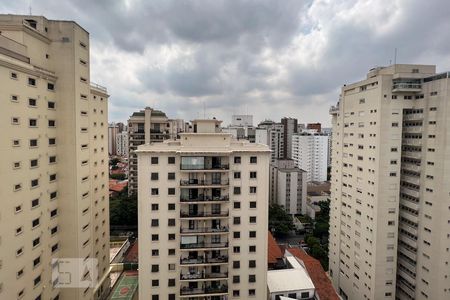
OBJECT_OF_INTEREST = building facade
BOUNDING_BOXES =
[281,117,298,159]
[256,120,284,162]
[292,133,329,182]
[329,64,450,300]
[108,122,118,155]
[270,159,307,215]
[137,119,270,300]
[127,107,170,195]
[116,131,129,157]
[0,15,110,300]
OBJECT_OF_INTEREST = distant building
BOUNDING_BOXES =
[167,118,186,139]
[306,122,322,132]
[223,115,256,142]
[116,131,129,157]
[292,133,329,182]
[322,127,333,167]
[127,107,171,195]
[270,159,307,214]
[281,117,298,159]
[232,114,253,126]
[109,122,119,155]
[256,120,285,162]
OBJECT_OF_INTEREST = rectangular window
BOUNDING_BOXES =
[168,188,175,195]
[48,120,56,127]
[249,216,256,223]
[48,101,55,109]
[250,171,257,179]
[234,172,241,179]
[249,231,256,238]
[234,187,241,195]
[168,172,175,180]
[28,98,37,106]
[49,138,56,145]
[151,188,159,195]
[29,119,37,127]
[168,157,175,164]
[151,157,159,164]
[234,156,241,164]
[250,156,257,164]
[151,173,159,180]
[28,77,36,86]
[47,83,55,90]
[250,186,257,193]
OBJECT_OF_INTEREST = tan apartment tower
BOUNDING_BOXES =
[127,107,170,195]
[329,64,450,300]
[0,15,110,300]
[137,119,270,300]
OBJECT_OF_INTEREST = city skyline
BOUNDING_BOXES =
[2,0,450,126]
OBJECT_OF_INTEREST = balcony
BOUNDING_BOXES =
[180,272,228,281]
[180,285,228,297]
[180,256,228,266]
[180,157,229,171]
[180,242,228,250]
[180,195,229,203]
[180,179,229,187]
[401,163,421,172]
[180,226,229,234]
[402,139,422,146]
[180,210,229,219]
[392,79,422,93]
[401,151,422,160]
[329,105,339,115]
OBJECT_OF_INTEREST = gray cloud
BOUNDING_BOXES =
[2,0,450,126]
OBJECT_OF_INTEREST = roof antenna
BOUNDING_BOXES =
[394,48,397,65]
[29,0,32,15]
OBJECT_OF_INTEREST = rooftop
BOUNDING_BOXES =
[268,231,283,265]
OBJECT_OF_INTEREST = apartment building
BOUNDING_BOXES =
[256,120,284,162]
[108,123,119,155]
[292,133,329,182]
[127,107,170,195]
[223,115,256,142]
[281,117,298,159]
[329,64,450,300]
[137,119,270,300]
[0,15,110,300]
[270,159,307,215]
[116,131,129,157]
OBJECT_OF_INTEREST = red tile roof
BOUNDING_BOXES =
[268,231,283,265]
[288,247,339,300]
[109,180,128,193]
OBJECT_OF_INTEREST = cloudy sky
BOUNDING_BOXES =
[2,0,450,126]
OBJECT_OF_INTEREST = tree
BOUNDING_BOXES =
[110,173,126,180]
[109,187,138,227]
[269,204,295,237]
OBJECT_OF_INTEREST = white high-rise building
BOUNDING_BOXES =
[108,122,119,155]
[231,115,253,127]
[329,64,450,300]
[137,119,270,300]
[292,133,329,182]
[116,131,129,157]
[256,120,284,162]
[270,159,307,214]
[0,15,110,300]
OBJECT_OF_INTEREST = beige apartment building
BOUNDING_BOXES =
[127,107,170,195]
[329,64,450,300]
[0,15,110,300]
[137,119,270,300]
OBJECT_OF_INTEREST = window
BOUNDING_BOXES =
[301,292,309,298]
[12,117,20,125]
[168,188,175,195]
[249,216,256,223]
[233,275,240,283]
[151,234,159,241]
[250,156,257,164]
[234,172,241,179]
[168,278,175,287]
[168,219,175,226]
[11,71,18,79]
[233,232,240,239]
[152,280,159,287]
[47,83,55,90]
[233,217,241,225]
[48,120,56,127]
[151,219,159,227]
[151,173,159,180]
[49,156,56,164]
[49,138,56,145]
[51,243,59,253]
[29,119,37,127]
[49,174,56,182]
[28,77,36,86]
[249,201,257,208]
[168,172,175,180]
[33,256,41,267]
[249,245,256,252]
[168,234,175,240]
[168,203,175,210]
[249,260,256,268]
[234,187,241,195]
[152,296,159,300]
[359,98,365,104]
[168,249,175,255]
[234,156,241,164]
[13,139,20,147]
[250,186,257,194]
[50,191,57,200]
[151,157,158,164]
[250,171,257,179]
[151,204,159,211]
[233,290,240,297]
[233,261,240,269]
[29,139,38,147]
[249,274,256,282]
[249,289,256,296]
[33,237,40,247]
[151,265,159,272]
[31,178,39,187]
[234,201,241,209]
[249,231,256,238]
[30,159,38,168]
[233,246,240,253]
[151,188,159,195]
[168,157,175,164]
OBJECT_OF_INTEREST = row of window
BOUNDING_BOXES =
[13,175,57,191]
[12,138,56,148]
[10,72,55,90]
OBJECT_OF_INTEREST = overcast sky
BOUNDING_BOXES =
[2,0,450,126]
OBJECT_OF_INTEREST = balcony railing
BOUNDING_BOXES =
[180,256,228,265]
[180,227,229,234]
[181,164,229,170]
[180,210,229,218]
[180,272,228,281]
[180,242,228,250]
[180,285,228,296]
[180,195,229,203]
[180,179,229,186]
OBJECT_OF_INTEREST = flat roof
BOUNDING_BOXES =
[110,271,138,300]
[268,255,315,293]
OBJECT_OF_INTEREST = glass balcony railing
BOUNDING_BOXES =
[180,226,229,234]
[180,242,228,250]
[180,179,229,186]
[180,195,229,202]
[180,272,228,281]
[180,285,228,296]
[180,210,229,218]
[180,256,228,265]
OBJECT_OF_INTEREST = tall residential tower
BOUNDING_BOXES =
[329,64,450,300]
[137,119,270,300]
[0,15,110,300]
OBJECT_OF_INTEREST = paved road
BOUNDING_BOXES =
[275,231,305,247]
